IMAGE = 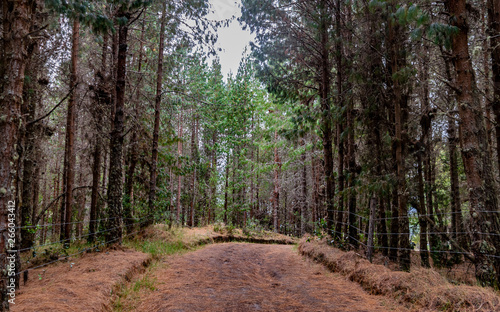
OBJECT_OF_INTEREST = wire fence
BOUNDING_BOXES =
[3,215,152,280]
[323,208,500,283]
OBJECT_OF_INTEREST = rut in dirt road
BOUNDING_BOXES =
[137,243,401,311]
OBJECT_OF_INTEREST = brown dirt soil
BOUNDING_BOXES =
[12,248,150,312]
[299,237,500,312]
[136,243,404,312]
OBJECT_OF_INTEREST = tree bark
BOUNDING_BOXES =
[301,138,307,235]
[448,114,465,248]
[318,0,335,238]
[488,0,500,172]
[20,39,41,250]
[188,113,198,227]
[0,0,34,308]
[176,110,183,223]
[223,152,230,224]
[273,129,280,232]
[446,0,500,287]
[389,190,399,262]
[89,33,109,243]
[148,2,167,226]
[388,6,410,271]
[417,151,430,267]
[59,20,79,244]
[124,17,145,231]
[106,11,130,244]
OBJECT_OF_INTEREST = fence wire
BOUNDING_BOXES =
[2,216,152,279]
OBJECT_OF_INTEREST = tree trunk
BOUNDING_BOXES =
[448,114,465,251]
[176,111,183,223]
[389,190,399,262]
[301,138,307,235]
[417,151,430,267]
[418,42,431,268]
[124,17,145,231]
[75,171,85,238]
[388,7,410,271]
[346,96,357,246]
[273,129,280,232]
[367,196,377,262]
[148,2,167,226]
[89,33,109,243]
[106,11,130,245]
[189,113,198,227]
[0,0,34,308]
[223,152,230,224]
[446,0,500,287]
[488,0,500,172]
[20,41,41,250]
[60,19,79,244]
[318,0,335,238]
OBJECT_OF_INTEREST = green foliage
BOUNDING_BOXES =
[427,23,459,50]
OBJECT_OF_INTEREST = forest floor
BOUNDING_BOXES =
[12,247,151,312]
[132,242,403,312]
[12,225,499,311]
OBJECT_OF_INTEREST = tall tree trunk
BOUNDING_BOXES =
[335,0,344,241]
[60,20,79,244]
[446,0,500,287]
[188,113,198,227]
[301,138,307,235]
[89,139,101,242]
[388,7,410,271]
[318,0,335,237]
[209,131,217,223]
[389,190,399,262]
[124,17,144,231]
[250,115,255,220]
[75,171,85,238]
[20,40,41,249]
[0,0,34,308]
[106,11,130,244]
[223,152,230,224]
[273,129,280,232]
[417,151,430,267]
[148,2,167,226]
[418,42,431,267]
[448,114,465,248]
[488,0,500,172]
[347,102,357,247]
[176,111,183,223]
[89,33,109,243]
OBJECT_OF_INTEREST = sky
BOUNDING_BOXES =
[206,0,255,78]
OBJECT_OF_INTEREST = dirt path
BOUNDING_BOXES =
[137,243,402,312]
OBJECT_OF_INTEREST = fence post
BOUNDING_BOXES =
[367,195,377,262]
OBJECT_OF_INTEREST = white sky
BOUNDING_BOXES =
[207,0,255,79]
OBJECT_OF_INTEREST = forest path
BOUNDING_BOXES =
[136,243,403,312]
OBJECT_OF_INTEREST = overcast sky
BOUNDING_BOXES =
[207,0,255,79]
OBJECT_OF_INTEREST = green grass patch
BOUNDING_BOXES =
[123,226,192,258]
[112,262,160,312]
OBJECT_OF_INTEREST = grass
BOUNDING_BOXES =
[113,261,160,312]
[113,226,197,311]
[125,239,187,258]
[123,225,193,258]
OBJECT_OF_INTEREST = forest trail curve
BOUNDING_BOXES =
[136,243,402,312]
